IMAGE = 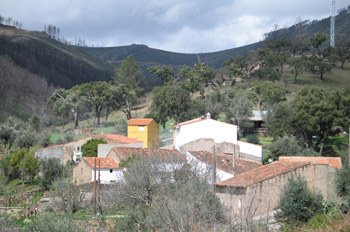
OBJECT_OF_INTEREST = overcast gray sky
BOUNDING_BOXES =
[1,0,349,53]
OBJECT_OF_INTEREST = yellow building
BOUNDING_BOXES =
[127,118,159,148]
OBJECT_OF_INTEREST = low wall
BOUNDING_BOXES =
[237,141,263,163]
[0,188,43,206]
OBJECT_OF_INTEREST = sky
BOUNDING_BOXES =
[1,0,349,53]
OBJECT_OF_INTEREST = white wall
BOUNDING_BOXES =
[91,168,125,184]
[175,119,237,150]
[186,152,233,182]
[237,141,263,163]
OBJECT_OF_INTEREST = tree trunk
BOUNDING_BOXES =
[319,130,329,155]
[320,72,323,80]
[125,99,132,120]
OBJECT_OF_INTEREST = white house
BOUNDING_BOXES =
[73,157,124,185]
[173,113,263,163]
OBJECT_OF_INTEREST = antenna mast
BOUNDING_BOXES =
[330,0,335,47]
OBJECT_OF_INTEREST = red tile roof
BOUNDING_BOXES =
[111,147,186,162]
[279,156,342,169]
[83,157,120,169]
[92,134,142,144]
[214,161,311,188]
[189,151,262,175]
[128,118,154,126]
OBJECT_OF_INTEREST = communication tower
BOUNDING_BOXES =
[330,0,335,47]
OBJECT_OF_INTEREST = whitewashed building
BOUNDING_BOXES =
[73,157,124,185]
[173,113,263,163]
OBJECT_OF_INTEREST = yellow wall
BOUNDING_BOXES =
[128,120,159,148]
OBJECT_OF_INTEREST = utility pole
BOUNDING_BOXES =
[212,145,216,191]
[93,158,96,217]
[98,159,101,205]
[233,145,236,177]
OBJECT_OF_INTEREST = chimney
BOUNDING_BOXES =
[206,112,211,119]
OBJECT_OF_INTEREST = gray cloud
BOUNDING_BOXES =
[1,0,349,53]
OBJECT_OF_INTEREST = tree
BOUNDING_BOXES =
[278,175,324,224]
[335,39,350,70]
[53,179,85,214]
[310,32,328,56]
[335,164,350,208]
[10,149,40,185]
[0,120,17,155]
[111,154,225,231]
[252,67,282,81]
[81,138,107,157]
[292,87,345,154]
[251,82,286,105]
[223,55,255,83]
[148,83,194,127]
[49,88,85,129]
[182,63,215,96]
[0,153,14,182]
[112,55,144,119]
[267,102,293,138]
[266,136,303,162]
[147,65,175,85]
[15,127,37,150]
[40,158,65,190]
[78,81,117,125]
[288,56,306,83]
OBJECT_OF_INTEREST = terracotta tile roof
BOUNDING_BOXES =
[189,151,262,175]
[214,161,310,188]
[279,156,342,169]
[128,118,154,126]
[111,147,186,162]
[92,134,142,144]
[83,157,120,169]
[36,143,65,151]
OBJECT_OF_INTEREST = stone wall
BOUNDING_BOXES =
[216,164,340,219]
[0,188,43,206]
[35,145,64,163]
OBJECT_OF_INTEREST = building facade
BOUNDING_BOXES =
[128,118,159,148]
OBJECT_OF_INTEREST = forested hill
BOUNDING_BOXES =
[82,9,350,70]
[0,24,114,89]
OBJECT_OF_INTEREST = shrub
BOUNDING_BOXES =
[56,137,64,145]
[335,164,350,210]
[23,213,81,232]
[81,138,107,157]
[40,158,65,190]
[266,136,302,162]
[277,175,324,224]
[246,134,259,144]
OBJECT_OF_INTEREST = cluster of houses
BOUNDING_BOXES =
[35,113,343,219]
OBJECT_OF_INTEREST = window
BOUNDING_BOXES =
[110,169,113,173]
[139,126,145,131]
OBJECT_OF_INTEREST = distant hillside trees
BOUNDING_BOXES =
[0,14,22,28]
[44,24,60,40]
[0,56,56,121]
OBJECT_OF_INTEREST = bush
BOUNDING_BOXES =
[81,138,107,157]
[23,213,81,232]
[40,158,65,190]
[0,213,13,232]
[266,136,302,162]
[246,134,259,144]
[277,175,324,224]
[335,164,350,210]
[64,133,74,143]
[56,137,64,145]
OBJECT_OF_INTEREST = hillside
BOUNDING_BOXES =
[82,11,350,71]
[0,24,114,89]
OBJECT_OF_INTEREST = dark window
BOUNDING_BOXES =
[110,169,113,173]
